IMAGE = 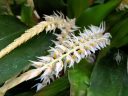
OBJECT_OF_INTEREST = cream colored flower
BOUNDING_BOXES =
[118,0,128,10]
[0,22,111,94]
[31,22,111,91]
[0,12,78,59]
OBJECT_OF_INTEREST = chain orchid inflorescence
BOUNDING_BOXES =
[0,13,111,95]
[0,12,78,59]
[31,22,111,91]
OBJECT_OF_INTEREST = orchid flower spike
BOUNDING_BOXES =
[0,12,78,59]
[31,22,111,91]
[0,22,111,94]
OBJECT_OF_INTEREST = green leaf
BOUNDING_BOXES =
[21,4,36,27]
[67,0,90,18]
[76,0,121,27]
[34,75,69,96]
[0,15,55,84]
[68,59,93,96]
[106,11,126,30]
[110,18,128,48]
[87,50,128,96]
[0,16,27,51]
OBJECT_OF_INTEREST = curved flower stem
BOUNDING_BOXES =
[0,46,79,95]
[0,21,47,59]
[0,12,77,59]
[0,67,45,95]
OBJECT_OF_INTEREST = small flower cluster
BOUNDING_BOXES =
[44,12,79,41]
[118,0,128,10]
[31,22,111,91]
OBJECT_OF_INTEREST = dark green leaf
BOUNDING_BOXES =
[87,50,128,96]
[34,75,69,96]
[67,0,90,18]
[106,11,126,30]
[111,18,128,48]
[68,59,93,96]
[76,0,121,27]
[0,15,27,50]
[0,15,55,84]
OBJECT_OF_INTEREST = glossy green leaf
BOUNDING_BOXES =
[87,50,128,96]
[0,16,27,51]
[34,75,69,96]
[111,18,128,48]
[76,0,121,27]
[68,59,93,96]
[0,15,55,84]
[67,0,90,18]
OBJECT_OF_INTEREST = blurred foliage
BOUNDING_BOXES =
[68,59,93,96]
[87,50,128,96]
[67,0,90,18]
[0,0,13,15]
[0,0,128,96]
[34,75,69,96]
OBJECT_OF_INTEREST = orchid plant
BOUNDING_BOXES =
[0,0,128,96]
